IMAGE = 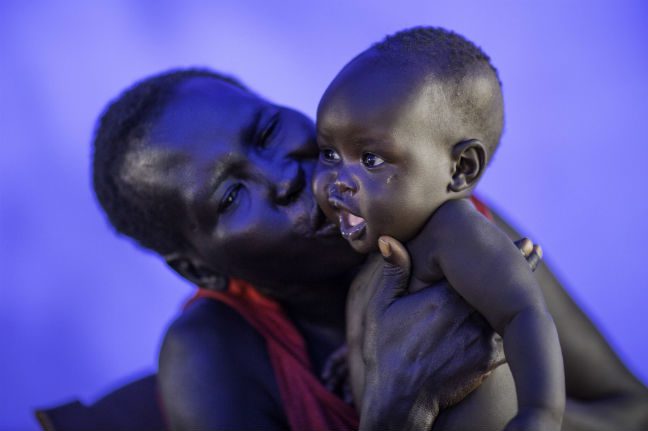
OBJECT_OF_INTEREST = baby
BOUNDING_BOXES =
[313,27,565,431]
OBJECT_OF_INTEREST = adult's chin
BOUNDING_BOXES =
[266,237,350,285]
[262,235,363,283]
[301,234,365,278]
[243,244,364,302]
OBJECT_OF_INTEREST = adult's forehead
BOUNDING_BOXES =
[172,76,258,104]
[147,76,265,151]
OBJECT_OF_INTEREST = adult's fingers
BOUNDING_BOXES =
[375,235,412,308]
[514,237,543,272]
[514,237,533,257]
[526,244,543,272]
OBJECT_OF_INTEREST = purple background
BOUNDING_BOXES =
[1,1,647,429]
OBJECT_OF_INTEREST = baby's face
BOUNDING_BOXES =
[313,55,455,253]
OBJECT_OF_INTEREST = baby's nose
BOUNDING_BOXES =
[334,180,353,194]
[333,169,357,194]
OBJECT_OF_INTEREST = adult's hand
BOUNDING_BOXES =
[355,236,542,430]
[513,237,542,272]
[358,236,505,431]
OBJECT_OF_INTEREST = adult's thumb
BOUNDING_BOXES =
[377,235,412,305]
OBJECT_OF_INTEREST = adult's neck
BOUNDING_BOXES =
[254,274,352,331]
[252,271,357,374]
[281,275,352,374]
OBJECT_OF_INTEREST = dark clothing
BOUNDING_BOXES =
[35,375,165,431]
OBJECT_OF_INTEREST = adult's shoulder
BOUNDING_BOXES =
[163,294,263,349]
[159,296,287,430]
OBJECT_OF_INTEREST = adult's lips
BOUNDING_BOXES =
[309,203,340,238]
[291,188,339,238]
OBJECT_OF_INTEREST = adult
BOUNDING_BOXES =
[86,69,646,430]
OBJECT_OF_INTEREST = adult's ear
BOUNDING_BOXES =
[448,139,486,193]
[164,253,228,290]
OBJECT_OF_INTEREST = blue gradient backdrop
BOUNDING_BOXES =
[1,1,647,430]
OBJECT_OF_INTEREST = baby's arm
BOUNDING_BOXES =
[424,198,565,431]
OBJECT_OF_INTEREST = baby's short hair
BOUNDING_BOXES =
[372,27,504,158]
[93,68,248,255]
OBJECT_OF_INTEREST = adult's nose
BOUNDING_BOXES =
[279,109,320,161]
[285,136,319,161]
[272,161,306,205]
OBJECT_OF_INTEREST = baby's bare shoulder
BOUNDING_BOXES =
[409,198,516,283]
[432,198,488,228]
[410,199,493,254]
[429,199,505,245]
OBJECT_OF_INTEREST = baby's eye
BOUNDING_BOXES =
[219,183,242,212]
[320,148,341,162]
[362,152,385,168]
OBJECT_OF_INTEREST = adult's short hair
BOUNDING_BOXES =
[92,68,248,255]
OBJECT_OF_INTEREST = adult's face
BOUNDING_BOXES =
[121,77,363,294]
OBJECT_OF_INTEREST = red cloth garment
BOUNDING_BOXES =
[470,195,493,220]
[185,279,360,431]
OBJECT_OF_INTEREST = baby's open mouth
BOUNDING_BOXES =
[338,209,367,241]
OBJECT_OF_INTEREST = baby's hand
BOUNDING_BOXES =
[504,407,562,431]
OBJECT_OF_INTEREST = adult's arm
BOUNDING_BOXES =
[158,298,287,430]
[490,208,648,431]
[34,375,165,431]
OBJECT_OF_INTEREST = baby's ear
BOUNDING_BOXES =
[448,139,486,193]
[165,252,228,290]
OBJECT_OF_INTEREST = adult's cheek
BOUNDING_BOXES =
[311,166,338,223]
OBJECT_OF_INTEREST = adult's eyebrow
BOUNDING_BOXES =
[207,156,247,197]
[205,106,268,196]
[245,107,266,143]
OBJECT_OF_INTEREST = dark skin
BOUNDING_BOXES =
[143,77,496,428]
[352,229,648,431]
[315,51,648,429]
[147,77,529,429]
[125,77,648,430]
[315,53,564,431]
